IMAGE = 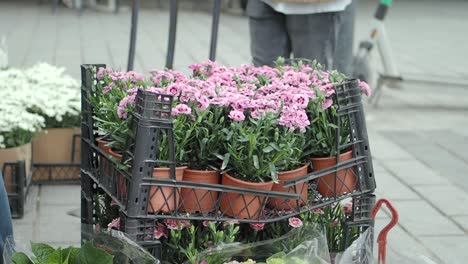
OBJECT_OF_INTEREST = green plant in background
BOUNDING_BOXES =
[11,242,113,264]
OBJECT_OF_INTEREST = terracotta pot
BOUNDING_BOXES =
[310,150,356,198]
[268,164,309,210]
[180,169,219,213]
[107,149,127,198]
[148,167,186,213]
[96,138,112,155]
[220,173,273,219]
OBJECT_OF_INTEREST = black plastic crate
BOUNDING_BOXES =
[2,161,27,218]
[80,64,377,260]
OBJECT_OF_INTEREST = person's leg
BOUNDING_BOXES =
[247,0,290,67]
[335,1,355,75]
[0,173,14,264]
[286,11,342,70]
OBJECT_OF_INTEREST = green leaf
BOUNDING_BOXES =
[47,248,70,264]
[11,253,33,264]
[62,247,80,263]
[221,153,231,170]
[253,155,260,169]
[262,146,274,153]
[73,242,113,264]
[269,163,278,183]
[31,243,55,262]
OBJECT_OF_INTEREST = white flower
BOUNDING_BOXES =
[0,62,79,148]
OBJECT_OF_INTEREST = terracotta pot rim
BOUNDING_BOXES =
[96,137,110,143]
[185,168,219,173]
[154,166,188,171]
[278,164,309,175]
[222,173,273,187]
[108,148,123,158]
[309,150,353,161]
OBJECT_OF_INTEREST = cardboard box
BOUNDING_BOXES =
[0,143,31,192]
[32,127,81,181]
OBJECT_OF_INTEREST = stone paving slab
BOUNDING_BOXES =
[373,220,439,263]
[452,217,468,233]
[421,236,468,264]
[382,160,446,186]
[39,185,81,206]
[413,185,468,217]
[366,131,415,160]
[374,171,420,201]
[391,200,464,236]
[37,205,81,244]
[382,132,468,192]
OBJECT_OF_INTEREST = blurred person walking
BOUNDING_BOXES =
[247,0,355,74]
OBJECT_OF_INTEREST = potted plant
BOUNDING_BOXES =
[304,72,371,198]
[103,72,193,213]
[92,67,146,155]
[0,69,44,189]
[218,112,293,219]
[179,105,224,214]
[189,61,315,215]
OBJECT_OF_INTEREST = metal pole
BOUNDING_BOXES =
[166,0,179,69]
[209,0,222,61]
[127,0,140,71]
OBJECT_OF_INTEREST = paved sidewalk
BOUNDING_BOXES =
[3,0,468,263]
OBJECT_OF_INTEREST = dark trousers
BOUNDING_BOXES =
[0,173,13,264]
[247,0,355,74]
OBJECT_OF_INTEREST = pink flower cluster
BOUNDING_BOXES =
[99,61,371,130]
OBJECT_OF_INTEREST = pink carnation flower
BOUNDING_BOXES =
[172,104,192,116]
[288,217,303,228]
[103,82,115,94]
[165,219,180,230]
[203,220,217,227]
[359,80,371,97]
[312,208,324,215]
[107,217,120,231]
[292,94,309,108]
[249,223,265,231]
[228,110,246,121]
[154,224,168,239]
[97,67,106,80]
[321,99,333,110]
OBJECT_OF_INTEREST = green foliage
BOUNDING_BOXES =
[218,113,306,183]
[185,107,227,170]
[1,128,36,149]
[11,242,112,264]
[161,221,239,264]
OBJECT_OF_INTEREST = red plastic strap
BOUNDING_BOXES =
[371,199,399,264]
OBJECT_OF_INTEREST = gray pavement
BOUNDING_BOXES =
[3,0,468,263]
